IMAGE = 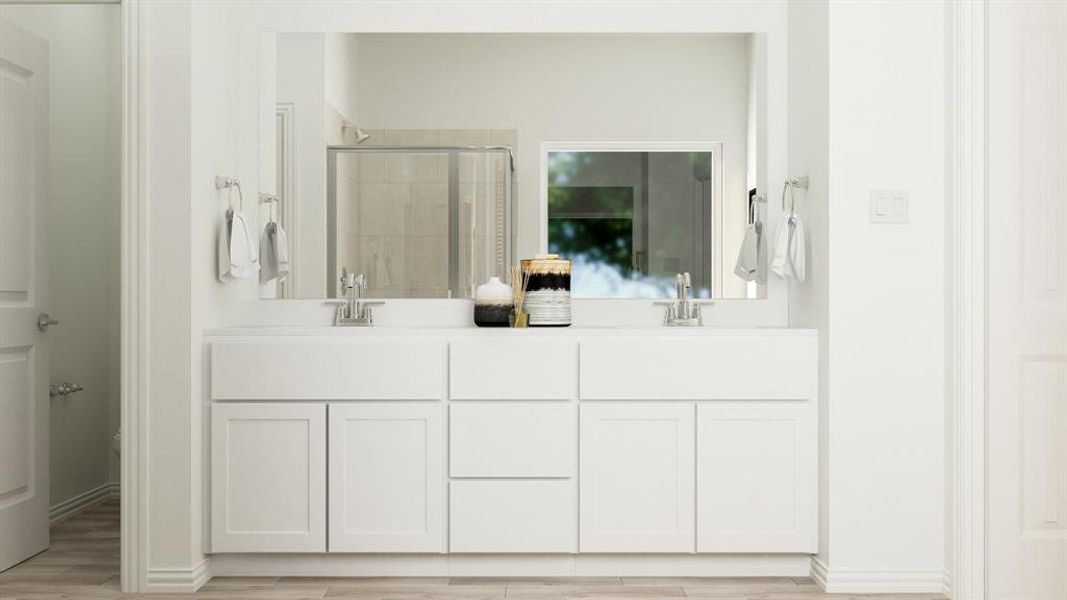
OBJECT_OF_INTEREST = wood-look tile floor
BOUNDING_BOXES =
[0,499,946,599]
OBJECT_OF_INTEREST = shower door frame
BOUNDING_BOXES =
[326,145,514,298]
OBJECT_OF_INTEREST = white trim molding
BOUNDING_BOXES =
[946,0,987,599]
[212,554,811,579]
[146,559,212,594]
[120,0,148,593]
[809,557,828,589]
[810,557,945,594]
[49,483,120,525]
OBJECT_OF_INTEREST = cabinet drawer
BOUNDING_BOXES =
[211,339,445,400]
[579,336,817,400]
[449,480,575,553]
[450,404,573,478]
[449,339,577,400]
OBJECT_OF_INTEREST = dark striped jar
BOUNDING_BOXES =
[521,254,572,327]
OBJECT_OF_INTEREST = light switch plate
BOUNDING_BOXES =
[869,190,909,224]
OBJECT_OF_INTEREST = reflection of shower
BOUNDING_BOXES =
[326,145,515,299]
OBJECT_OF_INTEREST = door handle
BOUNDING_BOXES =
[37,312,59,331]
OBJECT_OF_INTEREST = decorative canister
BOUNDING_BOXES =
[521,254,572,327]
[473,276,513,327]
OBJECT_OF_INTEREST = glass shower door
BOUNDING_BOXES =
[328,146,511,299]
[457,149,511,299]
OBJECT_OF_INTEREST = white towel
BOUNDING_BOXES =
[771,210,806,283]
[733,221,762,282]
[260,222,290,283]
[218,209,258,282]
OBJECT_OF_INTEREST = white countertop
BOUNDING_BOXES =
[204,325,817,337]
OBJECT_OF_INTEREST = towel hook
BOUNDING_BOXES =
[216,176,242,212]
[781,176,809,212]
[259,192,279,224]
[749,193,766,225]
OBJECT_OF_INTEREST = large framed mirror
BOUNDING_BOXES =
[259,33,767,301]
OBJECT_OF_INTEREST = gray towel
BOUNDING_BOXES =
[734,221,762,282]
[260,221,290,283]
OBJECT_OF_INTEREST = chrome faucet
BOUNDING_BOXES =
[656,272,713,326]
[334,268,384,326]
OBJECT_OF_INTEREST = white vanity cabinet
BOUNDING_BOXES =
[207,329,818,565]
[579,404,695,552]
[328,404,445,552]
[210,403,327,553]
[208,338,447,554]
[578,335,818,554]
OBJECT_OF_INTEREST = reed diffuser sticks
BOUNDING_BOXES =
[508,265,531,328]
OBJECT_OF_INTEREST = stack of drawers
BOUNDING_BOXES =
[447,339,578,553]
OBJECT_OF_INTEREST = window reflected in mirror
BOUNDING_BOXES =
[547,150,716,299]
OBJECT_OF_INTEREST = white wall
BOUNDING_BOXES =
[788,0,947,591]
[138,1,794,590]
[354,33,752,297]
[276,33,327,299]
[786,0,829,564]
[137,1,267,583]
[0,5,122,507]
[189,0,256,579]
[826,0,945,582]
[142,0,196,578]
[324,32,358,121]
[138,1,951,591]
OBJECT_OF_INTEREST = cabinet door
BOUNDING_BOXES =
[211,403,326,552]
[579,404,695,552]
[328,404,445,552]
[696,403,816,552]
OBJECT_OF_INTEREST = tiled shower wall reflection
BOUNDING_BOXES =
[333,130,516,299]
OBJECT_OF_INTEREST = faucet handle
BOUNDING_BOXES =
[653,301,678,325]
[339,268,355,296]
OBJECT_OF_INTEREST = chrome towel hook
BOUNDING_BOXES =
[259,192,279,223]
[782,176,809,211]
[216,175,243,212]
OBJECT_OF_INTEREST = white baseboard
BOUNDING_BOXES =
[809,557,945,593]
[211,553,812,578]
[49,482,120,525]
[146,559,212,593]
[810,556,829,588]
[942,569,952,597]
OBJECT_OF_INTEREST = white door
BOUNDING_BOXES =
[328,403,445,552]
[987,1,1067,597]
[210,403,326,553]
[0,18,49,573]
[579,404,694,552]
[696,403,816,552]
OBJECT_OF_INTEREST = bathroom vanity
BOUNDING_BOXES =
[206,326,817,575]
